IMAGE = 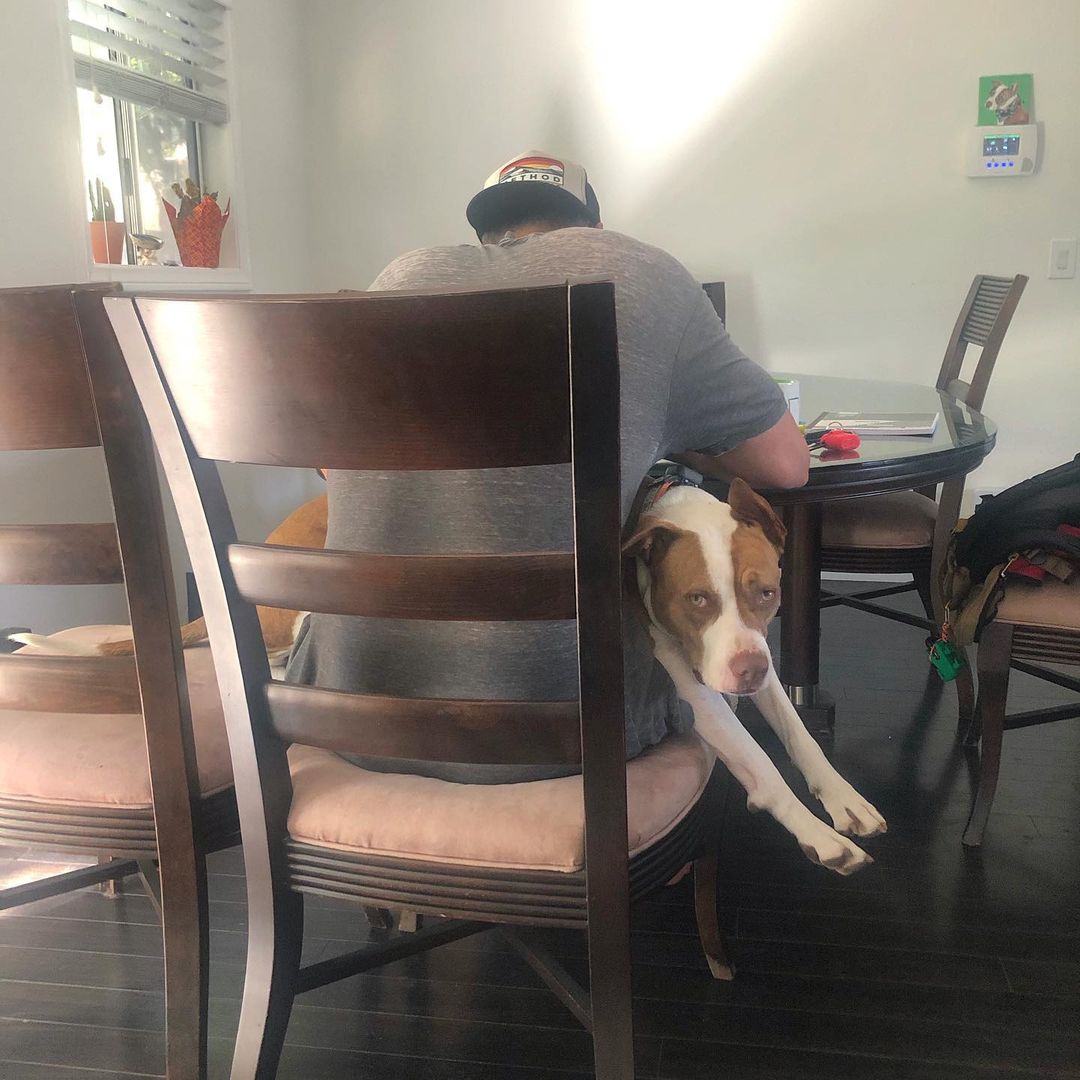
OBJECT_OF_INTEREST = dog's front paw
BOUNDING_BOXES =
[797,819,874,876]
[814,781,887,839]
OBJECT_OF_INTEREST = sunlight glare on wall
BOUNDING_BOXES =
[580,0,794,170]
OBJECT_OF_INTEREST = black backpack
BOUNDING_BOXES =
[941,455,1080,644]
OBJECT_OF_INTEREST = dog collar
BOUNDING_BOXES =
[640,461,704,517]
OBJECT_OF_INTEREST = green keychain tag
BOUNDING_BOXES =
[928,638,965,682]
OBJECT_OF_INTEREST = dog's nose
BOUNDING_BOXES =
[730,650,768,692]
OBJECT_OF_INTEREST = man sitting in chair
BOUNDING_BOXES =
[286,150,809,781]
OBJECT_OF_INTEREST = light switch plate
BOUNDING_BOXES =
[1048,238,1077,279]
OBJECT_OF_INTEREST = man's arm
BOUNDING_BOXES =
[673,410,809,490]
[660,272,808,492]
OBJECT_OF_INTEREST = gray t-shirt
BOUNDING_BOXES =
[285,228,785,780]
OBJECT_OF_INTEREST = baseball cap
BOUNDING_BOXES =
[466,151,601,238]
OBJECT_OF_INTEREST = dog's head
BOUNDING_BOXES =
[984,80,1019,114]
[625,479,785,696]
[984,81,1007,111]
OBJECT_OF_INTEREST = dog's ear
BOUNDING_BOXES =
[623,518,684,564]
[727,478,787,555]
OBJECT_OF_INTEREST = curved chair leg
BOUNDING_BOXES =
[363,906,394,931]
[230,884,304,1080]
[159,851,209,1079]
[584,850,634,1079]
[962,622,1013,848]
[98,853,122,898]
[398,909,421,933]
[914,565,937,624]
[954,645,977,744]
[693,851,734,980]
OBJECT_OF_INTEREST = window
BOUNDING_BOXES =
[69,0,235,271]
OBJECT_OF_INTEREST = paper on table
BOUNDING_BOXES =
[811,412,940,437]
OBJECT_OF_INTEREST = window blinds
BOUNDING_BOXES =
[70,0,229,125]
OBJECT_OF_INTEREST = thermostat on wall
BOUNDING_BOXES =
[967,124,1038,177]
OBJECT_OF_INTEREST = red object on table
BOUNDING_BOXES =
[821,429,861,451]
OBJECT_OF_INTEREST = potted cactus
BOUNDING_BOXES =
[88,180,126,264]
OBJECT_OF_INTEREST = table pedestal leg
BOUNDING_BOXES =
[779,502,835,737]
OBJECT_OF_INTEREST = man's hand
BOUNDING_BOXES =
[674,411,809,490]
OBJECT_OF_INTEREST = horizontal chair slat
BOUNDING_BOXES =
[131,289,574,470]
[0,653,140,713]
[0,523,123,585]
[265,681,582,765]
[229,543,577,621]
[1013,642,1080,663]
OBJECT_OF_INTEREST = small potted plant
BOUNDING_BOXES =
[88,180,126,264]
[163,179,231,268]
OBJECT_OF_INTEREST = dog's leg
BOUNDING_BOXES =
[651,637,873,875]
[752,672,886,839]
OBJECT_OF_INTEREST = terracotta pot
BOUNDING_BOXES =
[89,220,127,264]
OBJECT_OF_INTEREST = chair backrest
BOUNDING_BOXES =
[84,283,628,884]
[936,273,1027,412]
[702,281,726,324]
[0,281,205,857]
[0,284,139,712]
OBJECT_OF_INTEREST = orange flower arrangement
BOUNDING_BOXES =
[163,179,231,268]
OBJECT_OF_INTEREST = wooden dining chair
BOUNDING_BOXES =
[961,579,1080,847]
[819,274,1028,632]
[87,283,731,1080]
[703,280,726,324]
[0,283,238,1079]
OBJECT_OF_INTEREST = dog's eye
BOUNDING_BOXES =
[760,587,778,603]
[687,592,709,607]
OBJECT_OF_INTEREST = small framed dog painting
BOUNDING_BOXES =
[979,73,1034,126]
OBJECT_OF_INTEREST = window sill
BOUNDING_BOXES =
[88,264,252,292]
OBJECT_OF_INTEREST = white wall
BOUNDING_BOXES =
[0,0,315,632]
[0,0,313,292]
[301,0,1080,496]
[4,0,1078,633]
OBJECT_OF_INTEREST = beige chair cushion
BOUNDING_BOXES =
[0,626,231,809]
[287,733,715,873]
[995,578,1080,632]
[822,492,937,550]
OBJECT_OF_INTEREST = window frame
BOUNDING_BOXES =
[114,94,205,258]
[61,0,250,290]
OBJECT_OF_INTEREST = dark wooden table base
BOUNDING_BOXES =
[778,503,835,736]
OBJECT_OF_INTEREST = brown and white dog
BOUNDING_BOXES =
[16,479,885,872]
[984,80,1030,125]
[625,479,886,874]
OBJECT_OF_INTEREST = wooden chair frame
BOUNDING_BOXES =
[821,274,1028,615]
[86,283,731,1080]
[0,284,239,1079]
[961,617,1080,847]
[702,280,726,324]
[818,274,1028,718]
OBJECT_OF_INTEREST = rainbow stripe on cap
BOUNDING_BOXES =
[497,156,566,186]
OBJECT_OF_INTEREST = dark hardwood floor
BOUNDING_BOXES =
[2,589,1078,1078]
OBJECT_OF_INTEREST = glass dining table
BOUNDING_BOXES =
[702,373,997,732]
